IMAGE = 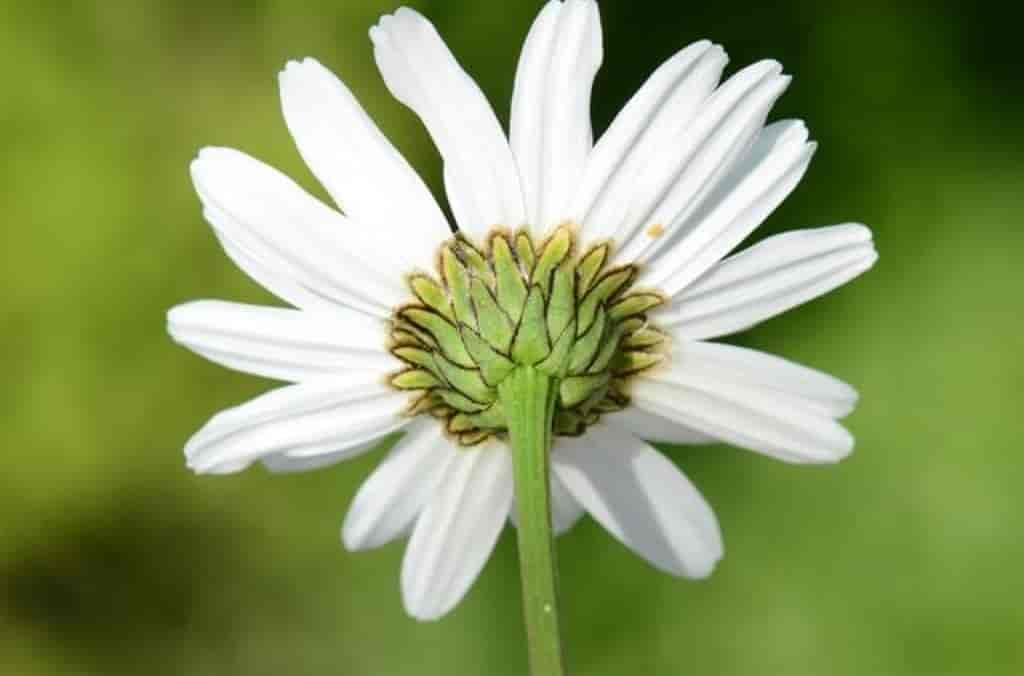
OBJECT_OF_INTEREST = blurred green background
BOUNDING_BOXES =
[2,1,1022,674]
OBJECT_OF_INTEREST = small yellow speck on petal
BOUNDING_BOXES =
[646,223,665,238]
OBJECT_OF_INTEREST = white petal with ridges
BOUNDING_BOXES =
[184,376,410,474]
[642,121,817,296]
[607,407,717,445]
[511,0,602,236]
[657,223,877,338]
[632,345,855,463]
[401,440,513,620]
[666,340,859,419]
[343,421,456,550]
[261,440,382,474]
[572,40,726,241]
[371,8,525,238]
[191,147,404,318]
[553,424,723,577]
[279,58,450,271]
[614,63,790,264]
[167,300,396,382]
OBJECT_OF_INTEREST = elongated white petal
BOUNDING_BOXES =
[261,440,381,474]
[632,344,855,463]
[184,376,410,474]
[167,300,396,382]
[602,60,787,263]
[371,8,525,238]
[658,223,878,338]
[572,40,727,241]
[511,0,602,236]
[343,421,456,550]
[279,58,451,272]
[191,147,405,318]
[509,470,586,536]
[642,121,816,296]
[667,340,858,418]
[206,217,334,316]
[401,441,513,620]
[607,407,717,445]
[553,425,723,577]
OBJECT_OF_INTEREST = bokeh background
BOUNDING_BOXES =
[2,0,1022,674]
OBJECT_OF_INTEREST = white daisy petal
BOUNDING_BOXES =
[261,440,381,474]
[401,440,513,621]
[278,58,451,272]
[191,147,405,318]
[370,8,525,238]
[184,377,410,475]
[657,223,878,339]
[553,424,723,578]
[572,40,727,241]
[666,339,859,418]
[509,470,586,536]
[342,421,456,551]
[607,407,717,445]
[604,60,789,264]
[642,120,816,296]
[632,342,855,463]
[167,300,396,382]
[511,0,602,236]
[206,217,335,316]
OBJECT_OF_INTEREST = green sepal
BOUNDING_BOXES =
[546,263,576,341]
[393,320,434,348]
[592,395,627,413]
[392,346,441,375]
[433,353,495,404]
[536,319,576,378]
[429,405,455,419]
[577,266,636,333]
[447,413,475,433]
[568,307,607,374]
[560,373,610,408]
[511,285,551,365]
[408,392,441,415]
[515,232,535,271]
[437,389,488,413]
[609,292,663,321]
[460,327,516,386]
[458,429,491,445]
[465,402,507,430]
[457,239,495,287]
[532,228,571,294]
[576,243,608,295]
[391,369,441,390]
[492,235,528,323]
[614,351,663,375]
[410,275,453,320]
[441,246,476,329]
[588,323,625,374]
[553,410,586,436]
[399,308,474,368]
[618,317,645,334]
[470,278,515,352]
[623,327,666,348]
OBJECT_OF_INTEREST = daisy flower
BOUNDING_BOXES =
[169,0,877,625]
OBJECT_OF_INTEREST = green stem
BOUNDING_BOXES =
[499,366,568,676]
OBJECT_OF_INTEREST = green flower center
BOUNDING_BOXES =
[388,225,667,445]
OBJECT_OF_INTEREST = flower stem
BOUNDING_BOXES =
[499,366,568,676]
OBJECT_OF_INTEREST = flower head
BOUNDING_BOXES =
[169,0,876,621]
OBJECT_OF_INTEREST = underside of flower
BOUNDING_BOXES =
[389,225,667,445]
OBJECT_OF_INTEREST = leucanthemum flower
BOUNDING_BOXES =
[169,0,876,621]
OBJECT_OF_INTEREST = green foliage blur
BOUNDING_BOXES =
[2,1,1022,674]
